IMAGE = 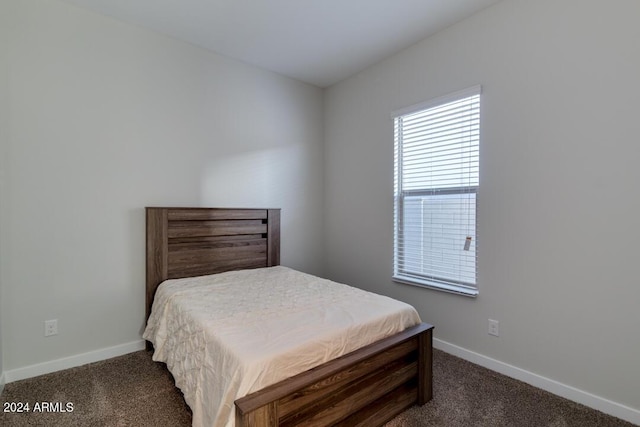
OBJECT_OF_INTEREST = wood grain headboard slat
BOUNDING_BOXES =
[167,243,268,277]
[168,242,267,259]
[167,208,268,221]
[167,220,267,239]
[167,234,264,247]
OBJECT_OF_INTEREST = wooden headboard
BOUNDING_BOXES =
[145,207,281,322]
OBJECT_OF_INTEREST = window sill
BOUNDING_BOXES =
[393,276,478,298]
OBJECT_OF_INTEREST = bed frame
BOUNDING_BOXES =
[145,207,433,427]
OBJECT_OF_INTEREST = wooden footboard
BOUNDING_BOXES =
[235,323,433,427]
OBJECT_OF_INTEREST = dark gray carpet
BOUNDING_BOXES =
[0,349,635,426]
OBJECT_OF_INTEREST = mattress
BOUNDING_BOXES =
[143,266,421,427]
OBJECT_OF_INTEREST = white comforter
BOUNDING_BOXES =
[143,266,421,427]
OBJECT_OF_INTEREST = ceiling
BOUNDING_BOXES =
[59,0,501,88]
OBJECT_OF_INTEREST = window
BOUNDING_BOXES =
[393,86,480,297]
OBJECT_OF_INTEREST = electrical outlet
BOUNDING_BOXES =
[44,319,58,337]
[488,319,499,337]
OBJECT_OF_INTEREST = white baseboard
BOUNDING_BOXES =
[4,340,146,384]
[0,371,5,395]
[434,338,640,426]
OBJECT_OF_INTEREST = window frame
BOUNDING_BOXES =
[392,86,481,297]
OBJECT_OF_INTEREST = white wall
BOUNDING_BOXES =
[324,0,640,421]
[2,0,324,372]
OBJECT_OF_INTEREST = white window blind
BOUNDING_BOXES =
[393,86,480,296]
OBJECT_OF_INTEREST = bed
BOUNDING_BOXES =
[144,207,434,427]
